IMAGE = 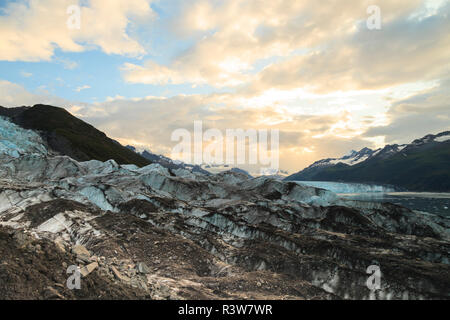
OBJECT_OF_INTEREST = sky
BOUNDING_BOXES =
[0,0,449,174]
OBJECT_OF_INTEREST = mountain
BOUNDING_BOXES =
[0,104,150,167]
[285,131,450,192]
[1,106,450,300]
[126,146,210,175]
[201,163,288,177]
[229,167,253,178]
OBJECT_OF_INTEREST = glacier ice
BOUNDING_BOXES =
[0,116,47,157]
[295,181,397,193]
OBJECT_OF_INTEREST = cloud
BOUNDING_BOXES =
[56,57,78,70]
[1,1,449,173]
[122,0,426,88]
[1,77,431,173]
[0,80,75,107]
[245,2,450,95]
[75,85,91,92]
[364,76,450,144]
[20,71,32,78]
[66,93,377,172]
[0,0,154,62]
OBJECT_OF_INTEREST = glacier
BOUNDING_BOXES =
[0,115,450,300]
[295,181,397,193]
[0,116,47,157]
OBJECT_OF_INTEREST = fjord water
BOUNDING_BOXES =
[296,181,450,217]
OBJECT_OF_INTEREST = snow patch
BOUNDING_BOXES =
[435,135,450,142]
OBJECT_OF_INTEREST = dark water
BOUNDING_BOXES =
[338,192,450,217]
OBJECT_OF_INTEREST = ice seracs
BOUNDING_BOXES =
[0,116,47,158]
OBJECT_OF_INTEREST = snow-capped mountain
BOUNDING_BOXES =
[303,131,450,171]
[0,105,449,300]
[307,147,377,169]
[286,131,450,191]
[200,163,289,178]
[126,146,211,175]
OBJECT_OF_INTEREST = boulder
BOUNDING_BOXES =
[80,262,98,277]
[43,286,65,300]
[72,245,91,262]
[111,266,130,282]
[137,262,151,274]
